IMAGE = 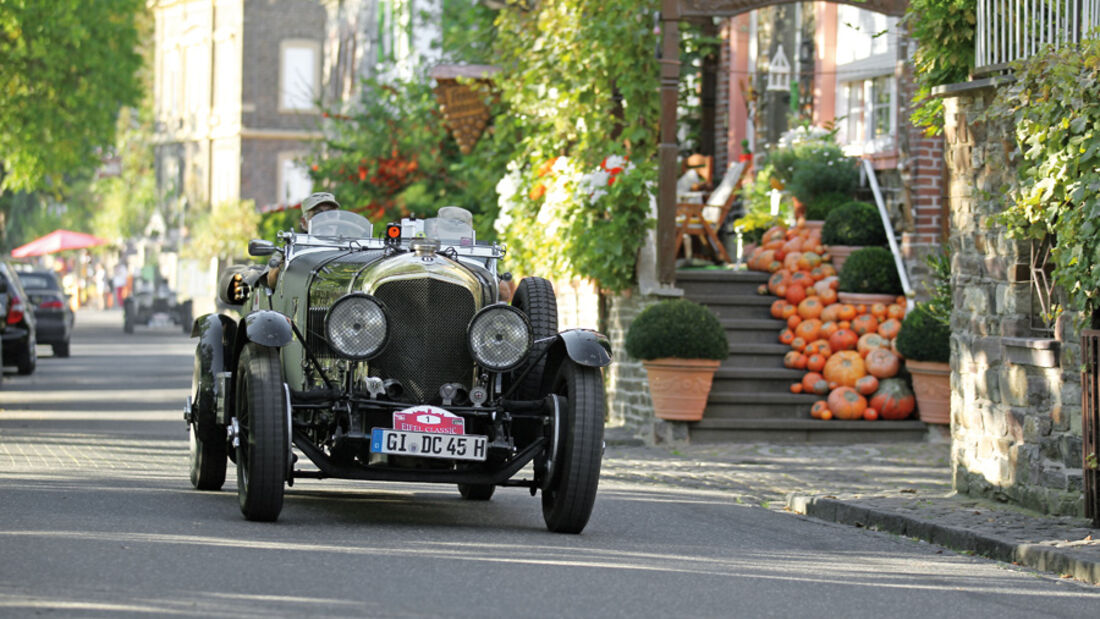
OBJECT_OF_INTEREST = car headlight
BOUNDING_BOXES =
[468,304,532,371]
[325,293,388,360]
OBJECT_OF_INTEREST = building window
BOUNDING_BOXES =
[844,82,864,144]
[280,40,320,112]
[278,154,312,207]
[871,76,892,140]
[839,76,896,154]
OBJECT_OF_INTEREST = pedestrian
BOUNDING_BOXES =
[112,264,127,309]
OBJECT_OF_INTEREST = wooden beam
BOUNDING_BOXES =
[658,0,682,286]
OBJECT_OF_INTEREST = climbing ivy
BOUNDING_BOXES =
[987,39,1100,318]
[491,1,660,292]
[904,0,976,135]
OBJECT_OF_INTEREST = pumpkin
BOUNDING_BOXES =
[878,318,902,340]
[819,321,840,339]
[804,339,832,357]
[817,287,838,305]
[797,297,824,320]
[779,303,798,320]
[768,270,791,295]
[755,250,776,270]
[886,303,906,320]
[854,374,880,396]
[766,259,782,273]
[787,314,803,330]
[790,383,803,393]
[865,348,901,378]
[802,371,829,395]
[806,353,827,373]
[818,264,837,278]
[827,386,868,420]
[851,314,880,336]
[758,284,769,295]
[863,407,879,421]
[820,303,843,323]
[820,409,834,420]
[774,282,788,297]
[790,270,815,289]
[789,336,808,352]
[828,328,859,352]
[762,226,786,244]
[783,252,803,272]
[783,350,804,369]
[810,400,829,419]
[857,332,892,357]
[798,251,823,271]
[779,329,795,345]
[837,303,857,321]
[822,350,866,387]
[785,284,807,305]
[794,318,822,341]
[870,302,887,318]
[770,299,787,319]
[869,378,916,420]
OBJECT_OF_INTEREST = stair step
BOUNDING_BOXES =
[689,294,774,320]
[677,269,769,296]
[689,418,929,444]
[712,367,804,393]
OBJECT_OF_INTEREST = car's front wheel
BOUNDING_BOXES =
[189,417,227,491]
[541,359,604,534]
[235,342,287,521]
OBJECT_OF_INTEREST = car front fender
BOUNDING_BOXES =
[190,313,236,430]
[538,329,613,396]
[242,310,293,348]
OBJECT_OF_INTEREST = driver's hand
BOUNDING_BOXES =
[230,273,250,303]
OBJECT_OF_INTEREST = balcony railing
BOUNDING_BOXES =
[976,0,1100,72]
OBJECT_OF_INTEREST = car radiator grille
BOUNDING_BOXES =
[371,278,476,404]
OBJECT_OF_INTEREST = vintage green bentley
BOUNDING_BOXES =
[185,208,611,533]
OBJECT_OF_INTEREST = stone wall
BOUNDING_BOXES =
[605,292,657,438]
[942,85,1085,516]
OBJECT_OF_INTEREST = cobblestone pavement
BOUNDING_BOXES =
[602,432,1100,585]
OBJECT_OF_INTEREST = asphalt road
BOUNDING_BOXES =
[1,309,1098,618]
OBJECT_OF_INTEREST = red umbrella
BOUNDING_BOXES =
[10,229,108,258]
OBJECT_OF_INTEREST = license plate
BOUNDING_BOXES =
[370,428,487,462]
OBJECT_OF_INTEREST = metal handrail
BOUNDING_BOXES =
[862,158,914,313]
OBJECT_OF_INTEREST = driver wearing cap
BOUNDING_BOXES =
[299,191,340,232]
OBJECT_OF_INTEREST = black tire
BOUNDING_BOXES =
[511,277,558,399]
[457,483,495,501]
[123,309,134,334]
[235,343,287,521]
[52,342,70,358]
[189,418,227,491]
[541,360,605,534]
[15,340,36,375]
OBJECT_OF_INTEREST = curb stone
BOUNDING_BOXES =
[788,494,1100,585]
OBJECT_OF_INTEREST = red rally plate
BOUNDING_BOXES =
[392,405,466,435]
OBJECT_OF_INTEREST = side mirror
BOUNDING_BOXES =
[248,239,275,257]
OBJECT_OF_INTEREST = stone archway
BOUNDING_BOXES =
[656,0,910,286]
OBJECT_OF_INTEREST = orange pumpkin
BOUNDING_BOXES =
[837,303,857,321]
[798,251,823,271]
[823,350,867,387]
[757,284,769,295]
[774,282,788,297]
[818,264,837,278]
[790,271,815,289]
[851,314,880,336]
[783,350,803,369]
[802,371,829,395]
[779,303,798,320]
[787,314,803,329]
[886,303,906,320]
[790,336,808,352]
[878,318,902,340]
[779,329,795,345]
[828,328,859,352]
[857,332,892,357]
[827,386,868,420]
[854,374,880,396]
[790,383,804,393]
[762,226,786,244]
[869,378,916,420]
[819,321,840,339]
[870,302,887,319]
[804,339,833,357]
[770,299,787,319]
[863,407,880,421]
[783,252,803,272]
[794,318,823,342]
[806,353,828,373]
[865,348,901,378]
[817,287,838,305]
[820,303,843,323]
[797,297,824,320]
[767,270,791,295]
[820,409,834,420]
[810,400,829,419]
[785,284,807,305]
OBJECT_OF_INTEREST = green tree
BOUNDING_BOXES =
[904,0,976,135]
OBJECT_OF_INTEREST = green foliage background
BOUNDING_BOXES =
[987,39,1100,319]
[904,0,976,135]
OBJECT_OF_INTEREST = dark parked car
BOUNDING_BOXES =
[0,262,37,375]
[186,208,611,533]
[123,275,192,334]
[15,269,74,357]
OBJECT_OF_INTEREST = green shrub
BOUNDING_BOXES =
[625,299,729,361]
[804,192,852,221]
[822,201,887,246]
[895,302,950,362]
[838,246,903,295]
[786,150,860,205]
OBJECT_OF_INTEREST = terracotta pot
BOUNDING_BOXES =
[836,291,899,306]
[802,220,824,235]
[906,359,951,425]
[825,244,863,272]
[642,358,722,421]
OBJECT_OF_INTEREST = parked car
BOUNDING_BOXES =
[0,262,37,375]
[123,275,192,334]
[14,269,74,357]
[186,208,611,533]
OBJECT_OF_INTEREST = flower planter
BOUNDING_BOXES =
[642,358,722,421]
[836,291,898,306]
[906,359,951,425]
[826,244,863,272]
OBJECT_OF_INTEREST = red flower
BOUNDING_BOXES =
[528,183,547,200]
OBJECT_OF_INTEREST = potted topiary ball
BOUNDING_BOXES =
[822,201,887,271]
[837,246,903,305]
[803,192,852,232]
[625,298,729,421]
[895,253,952,424]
